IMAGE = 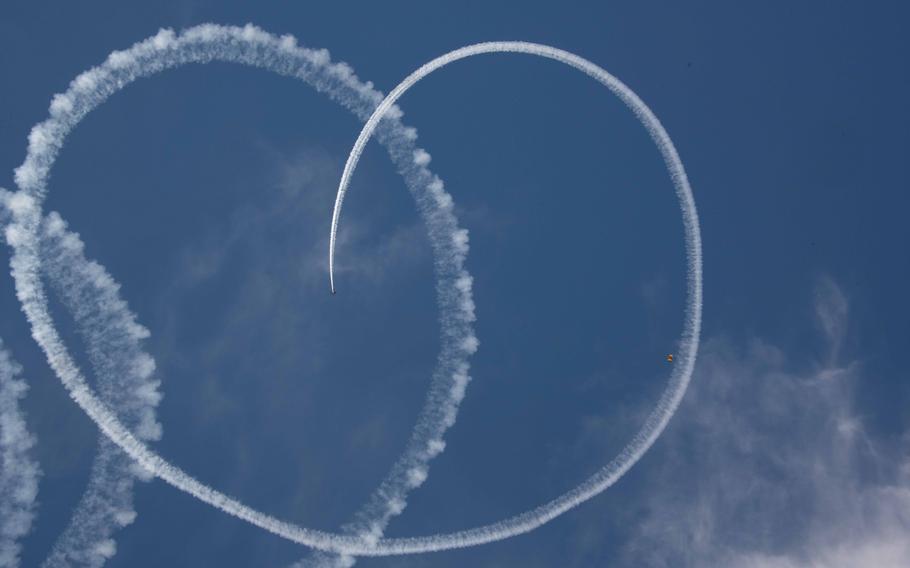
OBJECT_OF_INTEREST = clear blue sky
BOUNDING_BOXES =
[1,1,908,567]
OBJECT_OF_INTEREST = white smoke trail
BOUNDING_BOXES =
[320,42,703,554]
[5,23,477,558]
[0,338,40,568]
[37,211,162,568]
[1,194,158,567]
[2,186,162,568]
[5,29,700,557]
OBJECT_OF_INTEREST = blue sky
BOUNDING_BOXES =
[0,1,908,567]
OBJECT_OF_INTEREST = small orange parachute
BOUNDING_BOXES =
[666,354,674,363]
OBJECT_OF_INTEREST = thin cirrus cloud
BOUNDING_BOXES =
[149,145,442,568]
[162,145,431,301]
[618,277,910,568]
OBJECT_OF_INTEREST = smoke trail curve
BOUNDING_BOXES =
[38,209,163,568]
[2,187,164,568]
[322,42,704,553]
[6,30,700,557]
[0,339,40,568]
[5,24,477,558]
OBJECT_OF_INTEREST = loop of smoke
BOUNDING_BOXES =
[1,24,701,560]
[2,23,476,565]
[328,39,703,555]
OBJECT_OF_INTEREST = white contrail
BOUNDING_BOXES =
[37,211,162,568]
[322,42,703,554]
[0,213,41,568]
[0,188,161,568]
[2,188,162,568]
[4,23,477,558]
[5,28,700,557]
[0,338,40,568]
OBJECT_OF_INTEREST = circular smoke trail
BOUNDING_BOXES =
[325,41,703,554]
[4,23,476,558]
[5,28,701,558]
[0,339,40,568]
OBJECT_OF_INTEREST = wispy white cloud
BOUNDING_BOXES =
[620,277,910,568]
[3,181,165,567]
[163,145,430,303]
